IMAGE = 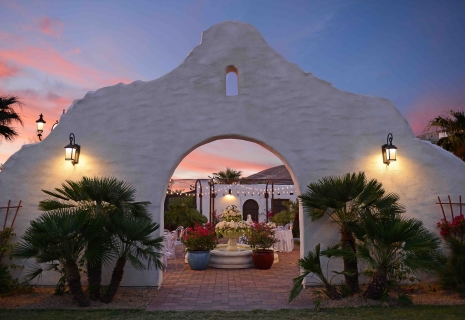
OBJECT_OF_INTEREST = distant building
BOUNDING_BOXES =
[168,166,297,223]
[416,131,447,143]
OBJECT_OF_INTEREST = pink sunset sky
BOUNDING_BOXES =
[1,1,464,179]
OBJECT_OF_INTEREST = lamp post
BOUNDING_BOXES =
[35,113,46,141]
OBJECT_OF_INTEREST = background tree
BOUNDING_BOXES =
[210,167,242,184]
[299,172,404,293]
[0,95,24,142]
[427,109,465,161]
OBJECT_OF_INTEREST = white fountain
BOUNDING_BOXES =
[209,209,278,268]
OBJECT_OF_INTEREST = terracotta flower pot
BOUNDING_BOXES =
[252,249,274,270]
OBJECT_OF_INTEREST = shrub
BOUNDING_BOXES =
[182,223,219,251]
[270,200,297,226]
[164,201,207,230]
[0,228,32,295]
[437,214,465,294]
[243,222,277,251]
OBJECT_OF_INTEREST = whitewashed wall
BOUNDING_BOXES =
[1,21,464,287]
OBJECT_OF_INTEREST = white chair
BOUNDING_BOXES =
[162,232,177,271]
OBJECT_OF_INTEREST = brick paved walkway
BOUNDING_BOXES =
[146,243,314,311]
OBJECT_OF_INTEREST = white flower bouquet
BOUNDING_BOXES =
[220,205,242,222]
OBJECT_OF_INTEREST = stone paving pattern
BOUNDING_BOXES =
[146,243,314,311]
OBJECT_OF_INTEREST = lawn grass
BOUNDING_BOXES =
[1,305,465,320]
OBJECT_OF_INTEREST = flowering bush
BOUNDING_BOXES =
[182,223,219,251]
[266,222,276,229]
[221,205,242,222]
[437,214,465,240]
[244,222,277,251]
[267,211,274,219]
[437,213,465,294]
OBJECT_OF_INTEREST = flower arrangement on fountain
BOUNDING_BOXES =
[220,205,242,222]
[215,205,250,251]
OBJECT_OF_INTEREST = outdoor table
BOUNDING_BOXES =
[274,229,294,252]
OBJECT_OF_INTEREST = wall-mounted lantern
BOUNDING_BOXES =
[228,189,232,195]
[382,133,397,165]
[64,133,80,165]
[51,120,59,131]
[36,113,46,141]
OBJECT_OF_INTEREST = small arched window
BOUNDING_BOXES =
[226,65,238,96]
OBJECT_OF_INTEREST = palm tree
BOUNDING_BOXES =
[101,213,164,303]
[427,109,465,161]
[299,172,404,293]
[210,167,242,184]
[0,95,23,142]
[289,244,342,302]
[346,211,441,300]
[12,209,110,307]
[38,176,151,300]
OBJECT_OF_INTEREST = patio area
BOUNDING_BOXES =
[146,242,314,311]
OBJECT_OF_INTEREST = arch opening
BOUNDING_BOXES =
[225,65,239,96]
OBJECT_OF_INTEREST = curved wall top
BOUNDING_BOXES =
[1,21,464,286]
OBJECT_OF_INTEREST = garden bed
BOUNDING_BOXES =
[306,284,465,308]
[0,286,158,309]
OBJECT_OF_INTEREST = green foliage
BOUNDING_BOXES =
[347,211,442,300]
[299,172,405,293]
[210,167,242,184]
[289,243,343,302]
[107,213,164,271]
[164,200,207,230]
[0,95,24,141]
[438,237,465,295]
[0,228,15,261]
[12,209,110,281]
[427,109,465,161]
[270,200,298,226]
[39,176,151,219]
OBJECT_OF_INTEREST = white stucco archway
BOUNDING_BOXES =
[1,21,465,287]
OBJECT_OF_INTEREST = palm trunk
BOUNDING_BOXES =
[341,225,359,293]
[101,257,126,304]
[363,268,387,300]
[87,260,102,300]
[325,284,342,300]
[65,261,89,307]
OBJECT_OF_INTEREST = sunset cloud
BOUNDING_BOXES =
[35,16,63,38]
[405,87,465,135]
[0,61,19,78]
[172,140,283,179]
[0,46,132,88]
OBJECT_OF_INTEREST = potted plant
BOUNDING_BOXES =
[244,222,278,270]
[182,223,219,270]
